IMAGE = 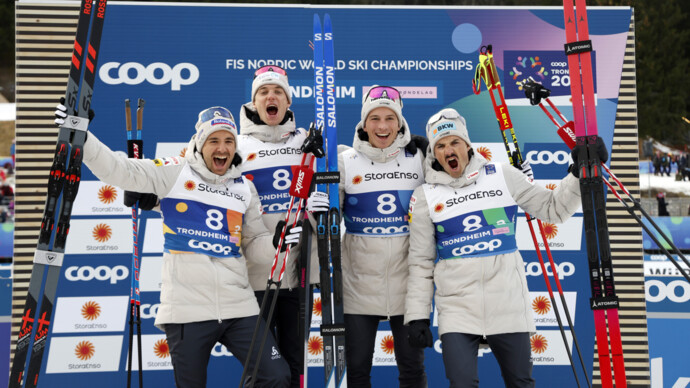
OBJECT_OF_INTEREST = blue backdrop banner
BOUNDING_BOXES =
[35,3,633,387]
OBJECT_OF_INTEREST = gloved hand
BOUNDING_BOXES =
[518,160,533,180]
[407,319,433,348]
[404,134,429,157]
[570,136,608,178]
[54,97,95,127]
[273,220,303,252]
[301,122,325,158]
[306,191,330,213]
[124,191,159,211]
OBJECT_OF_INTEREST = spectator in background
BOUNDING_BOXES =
[657,192,670,216]
[661,153,671,176]
[679,152,688,181]
[653,151,661,176]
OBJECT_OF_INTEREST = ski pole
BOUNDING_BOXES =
[474,44,589,388]
[241,146,316,388]
[522,78,690,283]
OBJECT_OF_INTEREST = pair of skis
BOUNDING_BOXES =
[9,1,108,387]
[562,0,626,386]
[522,78,690,284]
[125,98,145,388]
[473,44,590,388]
[313,13,347,388]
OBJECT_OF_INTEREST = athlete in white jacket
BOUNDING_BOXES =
[237,66,320,388]
[58,105,297,388]
[404,108,602,388]
[311,86,429,388]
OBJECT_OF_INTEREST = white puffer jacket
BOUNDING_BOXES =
[83,132,276,330]
[237,102,320,290]
[404,150,581,336]
[338,118,425,317]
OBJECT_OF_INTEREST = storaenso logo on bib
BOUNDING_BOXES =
[257,148,301,157]
[446,190,502,207]
[451,239,502,256]
[99,62,199,91]
[197,183,245,201]
[364,171,419,181]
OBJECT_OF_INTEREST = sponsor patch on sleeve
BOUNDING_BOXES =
[484,164,496,175]
[153,157,181,167]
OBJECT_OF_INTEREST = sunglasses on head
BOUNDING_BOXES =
[253,65,288,79]
[365,85,402,103]
[426,109,462,132]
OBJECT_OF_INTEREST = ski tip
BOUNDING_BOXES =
[314,13,321,24]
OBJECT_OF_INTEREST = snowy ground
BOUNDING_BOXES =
[639,173,690,197]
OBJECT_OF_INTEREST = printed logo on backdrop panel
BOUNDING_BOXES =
[153,339,170,358]
[373,331,397,366]
[531,334,548,354]
[81,301,101,320]
[516,216,582,251]
[476,146,492,161]
[529,330,575,365]
[75,341,95,361]
[211,343,234,357]
[503,50,597,102]
[72,182,129,215]
[529,292,578,328]
[99,62,199,91]
[97,185,117,204]
[127,335,173,370]
[46,336,123,373]
[541,222,558,240]
[380,335,395,355]
[92,223,112,243]
[308,336,323,356]
[53,296,129,333]
[66,219,133,254]
[523,143,573,180]
[472,143,511,165]
[532,296,551,315]
[645,278,690,313]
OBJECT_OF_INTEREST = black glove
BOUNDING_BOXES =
[407,319,433,348]
[301,123,325,158]
[570,136,608,178]
[54,97,95,127]
[522,78,551,106]
[124,191,158,211]
[404,135,429,157]
[273,220,303,252]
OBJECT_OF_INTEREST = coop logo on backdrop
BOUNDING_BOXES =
[65,265,129,285]
[523,143,572,180]
[99,62,199,91]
